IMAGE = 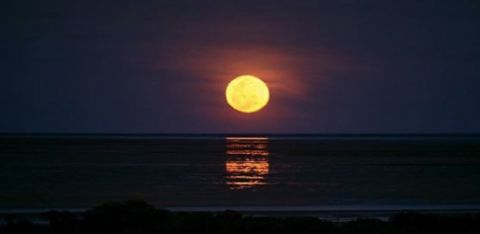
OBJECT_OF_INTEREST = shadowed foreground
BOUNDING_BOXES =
[1,200,480,234]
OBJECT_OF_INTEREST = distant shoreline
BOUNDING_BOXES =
[2,204,480,221]
[2,200,480,233]
[2,133,480,140]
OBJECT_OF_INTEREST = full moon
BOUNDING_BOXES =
[226,75,270,113]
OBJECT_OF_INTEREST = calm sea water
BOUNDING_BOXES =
[1,135,480,210]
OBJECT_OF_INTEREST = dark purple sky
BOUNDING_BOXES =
[1,0,480,133]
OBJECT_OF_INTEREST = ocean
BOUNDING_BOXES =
[1,134,480,215]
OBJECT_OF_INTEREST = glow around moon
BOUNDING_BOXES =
[225,75,270,113]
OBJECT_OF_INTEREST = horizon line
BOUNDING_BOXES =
[1,132,480,137]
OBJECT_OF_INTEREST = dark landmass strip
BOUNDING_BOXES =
[1,200,479,234]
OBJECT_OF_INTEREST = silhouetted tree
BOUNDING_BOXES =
[82,200,171,234]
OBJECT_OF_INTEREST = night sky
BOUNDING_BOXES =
[1,0,480,134]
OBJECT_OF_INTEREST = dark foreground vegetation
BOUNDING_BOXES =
[1,200,480,234]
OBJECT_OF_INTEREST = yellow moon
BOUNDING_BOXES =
[226,75,270,113]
